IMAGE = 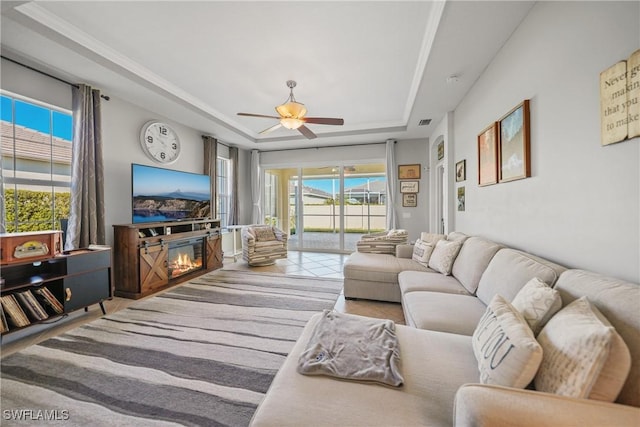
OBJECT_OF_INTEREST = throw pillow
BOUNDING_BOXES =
[412,239,435,266]
[252,227,276,242]
[587,303,632,402]
[428,239,463,275]
[511,277,562,335]
[387,229,407,238]
[472,295,543,388]
[534,297,623,399]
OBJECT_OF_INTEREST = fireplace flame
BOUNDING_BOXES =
[169,251,203,278]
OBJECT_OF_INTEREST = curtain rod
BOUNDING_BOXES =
[202,135,232,149]
[1,55,110,101]
[258,140,389,153]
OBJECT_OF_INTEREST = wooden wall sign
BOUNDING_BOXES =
[600,49,640,145]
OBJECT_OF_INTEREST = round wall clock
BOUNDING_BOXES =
[139,120,181,164]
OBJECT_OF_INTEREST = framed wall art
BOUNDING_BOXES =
[499,99,530,182]
[437,141,444,160]
[402,193,417,207]
[477,122,498,186]
[455,159,466,182]
[457,187,465,211]
[400,181,419,193]
[398,164,421,179]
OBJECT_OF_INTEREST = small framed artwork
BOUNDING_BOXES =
[499,99,531,182]
[478,122,498,186]
[400,181,419,193]
[437,141,444,160]
[455,160,466,182]
[457,187,465,211]
[398,164,421,179]
[402,193,417,207]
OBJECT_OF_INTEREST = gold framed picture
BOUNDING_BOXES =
[499,99,531,182]
[478,122,498,186]
[398,164,421,179]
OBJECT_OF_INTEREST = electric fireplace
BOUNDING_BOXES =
[167,237,204,279]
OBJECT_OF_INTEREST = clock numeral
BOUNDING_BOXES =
[147,135,154,144]
[160,152,166,160]
[159,127,168,136]
[172,143,177,150]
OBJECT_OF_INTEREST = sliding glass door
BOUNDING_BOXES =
[264,163,386,252]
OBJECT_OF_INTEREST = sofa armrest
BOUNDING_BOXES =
[396,244,414,258]
[273,227,288,243]
[454,384,640,427]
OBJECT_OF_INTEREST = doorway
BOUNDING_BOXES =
[264,164,386,252]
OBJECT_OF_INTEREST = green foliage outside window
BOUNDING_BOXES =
[4,189,70,232]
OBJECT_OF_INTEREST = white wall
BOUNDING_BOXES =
[1,59,253,246]
[394,138,430,240]
[102,97,252,245]
[452,1,639,282]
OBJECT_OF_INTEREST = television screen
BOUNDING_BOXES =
[131,164,211,224]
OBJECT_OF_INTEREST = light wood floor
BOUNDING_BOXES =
[1,251,404,357]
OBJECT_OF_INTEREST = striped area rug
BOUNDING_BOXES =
[1,270,343,427]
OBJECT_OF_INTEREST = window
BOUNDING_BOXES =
[216,156,231,228]
[1,92,72,233]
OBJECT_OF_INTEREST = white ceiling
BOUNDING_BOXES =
[1,1,534,151]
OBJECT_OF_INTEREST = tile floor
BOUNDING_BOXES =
[1,251,405,357]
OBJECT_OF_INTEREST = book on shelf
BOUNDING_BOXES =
[33,287,64,315]
[15,290,49,321]
[0,305,8,333]
[0,294,31,328]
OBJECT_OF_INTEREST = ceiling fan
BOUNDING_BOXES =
[237,80,344,140]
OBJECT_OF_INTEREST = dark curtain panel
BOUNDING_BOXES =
[66,84,105,249]
[228,146,239,225]
[203,135,218,220]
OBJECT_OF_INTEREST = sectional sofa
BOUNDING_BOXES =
[250,232,640,426]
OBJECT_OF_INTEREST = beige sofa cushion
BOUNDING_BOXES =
[553,270,640,407]
[511,277,562,335]
[344,252,428,285]
[476,249,566,306]
[473,295,542,388]
[420,232,446,243]
[250,313,479,426]
[402,292,487,335]
[451,237,502,294]
[398,271,470,296]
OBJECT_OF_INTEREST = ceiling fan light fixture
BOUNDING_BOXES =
[280,117,304,129]
[276,101,307,119]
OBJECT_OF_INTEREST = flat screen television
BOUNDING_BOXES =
[131,163,211,224]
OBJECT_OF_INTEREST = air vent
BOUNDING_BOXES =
[418,119,431,126]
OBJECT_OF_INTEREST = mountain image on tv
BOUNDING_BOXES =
[132,164,211,223]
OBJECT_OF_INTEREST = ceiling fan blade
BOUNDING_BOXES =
[259,123,282,134]
[237,112,281,119]
[298,125,317,139]
[303,117,344,126]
